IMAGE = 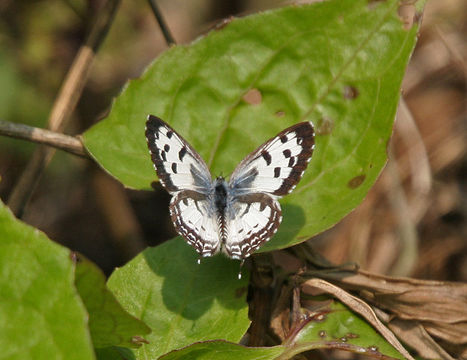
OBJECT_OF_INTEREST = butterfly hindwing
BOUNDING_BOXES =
[224,193,282,259]
[145,115,212,194]
[169,190,220,257]
[229,122,315,197]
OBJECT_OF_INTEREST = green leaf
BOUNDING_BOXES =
[159,341,284,360]
[0,201,95,360]
[287,300,405,359]
[73,254,151,348]
[83,0,421,252]
[106,238,250,359]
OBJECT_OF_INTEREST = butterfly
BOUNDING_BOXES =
[145,115,315,262]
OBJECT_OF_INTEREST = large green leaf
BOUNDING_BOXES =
[74,254,151,348]
[84,0,420,253]
[106,238,250,359]
[0,202,95,360]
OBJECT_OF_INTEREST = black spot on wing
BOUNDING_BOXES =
[283,149,291,158]
[166,130,173,139]
[272,122,315,196]
[274,167,281,178]
[261,150,272,165]
[179,147,187,161]
[164,144,170,152]
[171,163,177,173]
[145,115,180,192]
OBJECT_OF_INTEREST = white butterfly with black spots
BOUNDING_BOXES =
[145,115,315,261]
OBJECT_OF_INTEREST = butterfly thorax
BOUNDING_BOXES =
[213,177,229,243]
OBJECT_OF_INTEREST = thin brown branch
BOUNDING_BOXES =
[147,0,176,46]
[0,119,87,157]
[7,0,120,218]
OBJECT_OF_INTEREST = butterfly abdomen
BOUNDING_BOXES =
[213,178,229,242]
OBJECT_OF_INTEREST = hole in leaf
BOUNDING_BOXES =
[398,3,416,30]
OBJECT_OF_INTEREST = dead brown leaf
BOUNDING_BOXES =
[302,278,415,360]
[303,268,467,358]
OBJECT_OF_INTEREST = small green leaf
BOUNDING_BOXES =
[159,341,284,360]
[288,300,404,359]
[73,254,151,348]
[106,238,250,359]
[83,0,422,252]
[0,201,95,360]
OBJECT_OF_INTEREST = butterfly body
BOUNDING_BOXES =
[146,115,315,260]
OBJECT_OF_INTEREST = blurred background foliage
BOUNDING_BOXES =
[0,0,465,283]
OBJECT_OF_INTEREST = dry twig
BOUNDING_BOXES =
[0,119,87,157]
[7,0,121,218]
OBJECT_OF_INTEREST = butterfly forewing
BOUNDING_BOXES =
[229,122,315,197]
[145,115,212,194]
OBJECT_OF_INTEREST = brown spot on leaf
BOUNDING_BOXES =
[346,333,359,339]
[398,3,416,30]
[319,330,327,338]
[343,85,359,99]
[275,110,285,117]
[316,117,334,135]
[348,174,366,189]
[243,88,262,105]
